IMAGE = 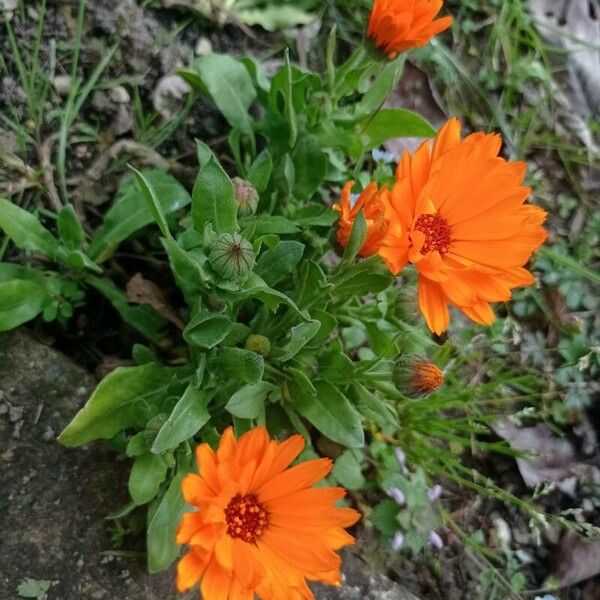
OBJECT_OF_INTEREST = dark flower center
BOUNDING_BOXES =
[413,214,452,255]
[224,493,269,544]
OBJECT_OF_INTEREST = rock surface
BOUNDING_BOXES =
[0,330,191,600]
[0,330,418,599]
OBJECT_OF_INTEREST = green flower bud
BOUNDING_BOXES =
[392,354,444,399]
[208,233,256,281]
[245,334,271,357]
[233,177,259,216]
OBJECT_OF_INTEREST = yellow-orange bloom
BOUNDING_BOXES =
[333,181,389,257]
[392,354,444,398]
[379,118,548,334]
[176,427,360,600]
[367,0,453,59]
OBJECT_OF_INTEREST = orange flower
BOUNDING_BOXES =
[378,118,548,334]
[176,427,360,600]
[392,354,444,398]
[333,181,389,257]
[367,0,453,59]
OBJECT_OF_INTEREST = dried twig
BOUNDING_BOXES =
[37,134,62,212]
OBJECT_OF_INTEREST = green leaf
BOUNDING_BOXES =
[355,58,403,118]
[247,149,272,193]
[152,386,212,453]
[370,498,400,536]
[342,210,367,265]
[0,263,46,284]
[88,170,190,261]
[0,198,59,257]
[291,380,364,448]
[226,381,273,419]
[0,280,48,332]
[192,156,238,234]
[16,578,52,598]
[58,364,180,446]
[65,250,102,274]
[279,319,321,362]
[332,449,365,490]
[129,453,169,505]
[58,204,85,249]
[360,109,435,150]
[191,53,257,135]
[237,272,306,318]
[288,367,317,397]
[292,135,326,198]
[240,215,299,235]
[236,5,318,31]
[255,241,304,287]
[129,166,170,238]
[183,312,232,349]
[218,347,264,384]
[162,237,210,297]
[353,383,397,427]
[319,348,354,382]
[86,276,167,344]
[147,472,186,572]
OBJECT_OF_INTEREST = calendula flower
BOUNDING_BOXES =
[176,427,360,600]
[333,181,389,257]
[367,0,453,59]
[379,118,548,334]
[392,354,444,398]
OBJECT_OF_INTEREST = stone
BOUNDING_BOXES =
[312,549,421,599]
[0,331,194,600]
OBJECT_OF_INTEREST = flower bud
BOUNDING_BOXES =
[208,233,256,281]
[392,354,444,399]
[233,177,259,216]
[245,334,271,357]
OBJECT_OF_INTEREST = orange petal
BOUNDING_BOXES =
[176,549,208,592]
[258,458,332,502]
[418,277,450,334]
[201,555,232,600]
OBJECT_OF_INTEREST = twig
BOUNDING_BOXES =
[37,134,62,212]
[80,139,196,188]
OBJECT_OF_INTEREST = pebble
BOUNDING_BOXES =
[53,75,72,97]
[195,36,213,56]
[109,85,130,104]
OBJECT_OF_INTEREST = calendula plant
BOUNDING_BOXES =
[1,0,572,598]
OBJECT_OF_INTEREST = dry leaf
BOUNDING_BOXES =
[492,419,577,490]
[547,531,600,589]
[126,273,184,328]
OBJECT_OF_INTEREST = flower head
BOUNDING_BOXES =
[367,0,453,59]
[208,233,256,281]
[176,427,360,600]
[392,354,444,398]
[379,118,548,334]
[333,181,389,257]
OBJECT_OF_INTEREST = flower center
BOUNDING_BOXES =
[413,214,452,255]
[224,493,269,544]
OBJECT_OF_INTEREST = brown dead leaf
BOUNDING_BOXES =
[548,531,600,589]
[126,273,184,329]
[492,419,577,490]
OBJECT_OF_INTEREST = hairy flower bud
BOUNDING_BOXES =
[245,334,271,357]
[208,233,256,281]
[233,177,259,216]
[392,354,444,399]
